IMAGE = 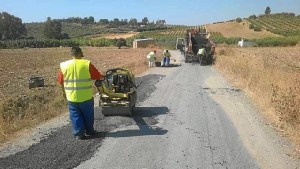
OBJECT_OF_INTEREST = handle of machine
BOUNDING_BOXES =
[94,79,105,94]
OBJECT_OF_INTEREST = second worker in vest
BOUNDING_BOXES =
[163,50,171,67]
[58,46,103,140]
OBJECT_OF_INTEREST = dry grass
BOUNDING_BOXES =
[0,47,162,144]
[206,21,280,39]
[214,46,300,146]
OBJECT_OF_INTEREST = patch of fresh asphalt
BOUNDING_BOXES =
[0,74,165,169]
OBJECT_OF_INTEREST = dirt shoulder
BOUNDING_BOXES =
[214,46,300,158]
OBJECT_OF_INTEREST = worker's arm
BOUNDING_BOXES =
[89,63,103,80]
[57,71,66,99]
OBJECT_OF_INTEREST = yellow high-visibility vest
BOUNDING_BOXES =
[198,48,205,55]
[60,59,92,102]
[147,52,155,61]
[163,52,171,57]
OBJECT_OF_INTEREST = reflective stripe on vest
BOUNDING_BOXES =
[60,59,92,102]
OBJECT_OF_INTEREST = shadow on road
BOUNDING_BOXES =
[158,64,182,68]
[105,106,169,138]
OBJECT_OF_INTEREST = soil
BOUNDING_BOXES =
[0,47,159,100]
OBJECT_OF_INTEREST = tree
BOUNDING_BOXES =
[43,17,62,39]
[116,38,127,49]
[141,17,149,25]
[265,6,271,15]
[236,17,242,23]
[113,18,120,26]
[0,12,27,40]
[99,19,109,24]
[254,27,262,32]
[249,15,257,19]
[60,33,70,39]
[88,16,94,24]
[81,17,90,25]
[249,23,255,29]
[128,18,138,26]
[156,19,166,25]
[120,19,128,25]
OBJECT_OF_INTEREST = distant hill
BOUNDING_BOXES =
[25,22,134,39]
[21,12,300,41]
[4,12,298,49]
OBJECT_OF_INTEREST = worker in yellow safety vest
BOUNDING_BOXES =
[57,46,103,140]
[146,49,156,68]
[198,48,206,55]
[163,50,171,67]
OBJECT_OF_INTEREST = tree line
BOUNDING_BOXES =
[58,16,166,26]
[0,11,168,41]
[0,12,27,40]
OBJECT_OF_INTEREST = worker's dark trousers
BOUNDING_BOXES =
[68,98,94,137]
[165,57,170,66]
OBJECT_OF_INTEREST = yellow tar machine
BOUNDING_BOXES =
[95,68,139,116]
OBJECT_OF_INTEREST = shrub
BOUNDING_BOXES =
[249,24,255,29]
[236,17,242,23]
[116,38,127,49]
[254,27,262,31]
[249,15,257,19]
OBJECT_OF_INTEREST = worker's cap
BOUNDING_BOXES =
[71,46,83,56]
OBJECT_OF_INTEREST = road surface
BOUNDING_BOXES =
[0,50,299,169]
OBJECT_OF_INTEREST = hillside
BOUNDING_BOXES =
[25,23,132,39]
[24,13,300,41]
[206,21,279,39]
[87,32,140,40]
[246,13,300,36]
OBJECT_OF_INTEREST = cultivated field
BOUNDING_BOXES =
[214,46,300,146]
[0,47,163,144]
[90,32,140,39]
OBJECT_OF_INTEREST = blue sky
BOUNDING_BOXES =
[1,0,300,25]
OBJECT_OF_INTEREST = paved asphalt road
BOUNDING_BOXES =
[0,51,299,169]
